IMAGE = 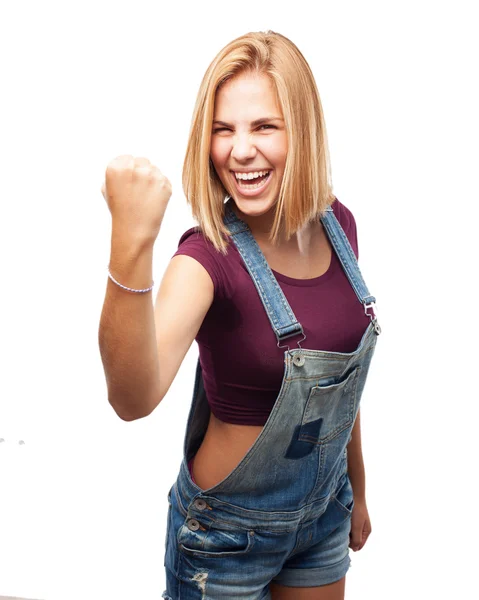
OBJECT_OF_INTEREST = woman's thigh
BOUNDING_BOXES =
[269,576,346,600]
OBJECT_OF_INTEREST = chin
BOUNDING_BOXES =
[230,194,277,215]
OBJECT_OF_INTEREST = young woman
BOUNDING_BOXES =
[99,30,380,600]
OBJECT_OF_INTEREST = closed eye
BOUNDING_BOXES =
[212,124,278,134]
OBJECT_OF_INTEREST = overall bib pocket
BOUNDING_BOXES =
[177,523,256,558]
[298,366,361,445]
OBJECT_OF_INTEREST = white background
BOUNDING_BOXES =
[1,1,477,598]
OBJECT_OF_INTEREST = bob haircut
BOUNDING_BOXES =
[182,30,335,255]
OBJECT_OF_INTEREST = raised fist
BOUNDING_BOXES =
[101,155,172,245]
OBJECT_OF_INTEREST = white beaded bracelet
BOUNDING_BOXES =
[107,266,154,294]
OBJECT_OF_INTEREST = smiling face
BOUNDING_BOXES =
[210,71,288,227]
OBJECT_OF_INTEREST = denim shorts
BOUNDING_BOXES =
[162,461,354,599]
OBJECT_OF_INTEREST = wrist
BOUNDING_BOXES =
[108,238,155,293]
[110,229,156,254]
[107,266,154,294]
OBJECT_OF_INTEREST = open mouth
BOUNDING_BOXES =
[232,170,272,194]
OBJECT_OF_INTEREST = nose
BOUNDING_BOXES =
[230,132,257,162]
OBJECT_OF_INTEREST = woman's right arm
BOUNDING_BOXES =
[99,245,213,421]
[98,155,214,421]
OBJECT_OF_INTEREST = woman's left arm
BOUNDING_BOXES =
[347,407,365,500]
[347,407,372,551]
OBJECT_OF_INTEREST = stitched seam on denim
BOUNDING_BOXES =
[284,342,375,382]
[304,446,325,506]
[180,536,254,557]
[196,496,304,518]
[299,368,361,449]
[289,523,307,556]
[299,421,352,445]
[179,530,256,557]
[246,252,297,330]
[225,206,301,336]
[194,516,295,533]
[285,371,346,383]
[230,231,281,330]
[226,204,376,339]
[234,230,299,334]
[320,406,356,444]
[326,367,361,443]
[299,407,352,443]
[217,523,293,534]
[333,495,354,515]
[174,483,188,517]
[323,220,363,302]
[281,551,350,573]
[218,379,292,481]
[322,211,373,304]
[194,494,337,533]
[311,368,359,391]
[323,211,364,292]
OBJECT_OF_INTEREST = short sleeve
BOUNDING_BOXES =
[172,227,229,300]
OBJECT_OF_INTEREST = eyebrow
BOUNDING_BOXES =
[212,117,284,127]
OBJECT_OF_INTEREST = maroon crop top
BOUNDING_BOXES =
[172,198,370,426]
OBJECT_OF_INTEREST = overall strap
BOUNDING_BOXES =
[320,206,381,334]
[223,199,305,351]
[223,199,380,350]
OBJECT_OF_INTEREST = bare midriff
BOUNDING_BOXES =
[191,411,265,490]
[189,222,333,490]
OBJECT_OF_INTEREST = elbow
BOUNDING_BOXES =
[108,392,161,422]
[109,400,140,421]
[116,409,140,422]
[112,405,149,422]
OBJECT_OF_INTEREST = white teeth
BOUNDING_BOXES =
[234,170,271,190]
[234,170,269,180]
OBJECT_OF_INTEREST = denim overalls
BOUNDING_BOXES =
[163,198,380,600]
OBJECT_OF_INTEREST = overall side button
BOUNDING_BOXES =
[187,518,206,531]
[193,498,209,511]
[187,519,200,531]
[293,353,305,367]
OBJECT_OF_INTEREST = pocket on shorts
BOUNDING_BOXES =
[177,523,256,558]
[299,366,361,445]
[333,473,355,515]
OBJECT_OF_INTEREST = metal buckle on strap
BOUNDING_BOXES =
[277,328,307,366]
[364,302,381,335]
[276,328,306,352]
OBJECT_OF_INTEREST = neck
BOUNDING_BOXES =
[230,199,318,254]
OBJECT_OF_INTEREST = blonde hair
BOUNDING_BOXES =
[182,30,335,255]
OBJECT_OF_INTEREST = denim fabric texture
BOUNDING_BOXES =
[163,199,380,599]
